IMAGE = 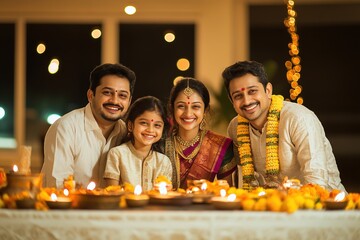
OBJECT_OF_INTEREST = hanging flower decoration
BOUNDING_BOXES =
[284,0,303,105]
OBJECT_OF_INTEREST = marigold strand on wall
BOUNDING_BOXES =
[284,0,303,104]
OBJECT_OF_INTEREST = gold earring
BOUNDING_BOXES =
[200,118,206,130]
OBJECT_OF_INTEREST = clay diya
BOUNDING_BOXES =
[210,189,241,210]
[125,185,149,208]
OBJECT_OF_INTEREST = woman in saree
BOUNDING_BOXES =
[165,78,237,189]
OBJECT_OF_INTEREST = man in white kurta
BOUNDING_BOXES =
[41,104,126,188]
[228,100,346,192]
[41,63,135,188]
[223,60,346,192]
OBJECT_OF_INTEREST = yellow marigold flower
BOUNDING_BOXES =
[267,195,282,212]
[227,187,237,195]
[155,175,171,184]
[37,190,51,201]
[123,182,135,193]
[235,188,247,197]
[2,193,10,201]
[253,198,267,211]
[253,187,266,194]
[293,194,305,209]
[281,197,298,214]
[177,188,186,193]
[303,198,315,209]
[315,201,323,210]
[242,198,256,211]
[345,199,355,210]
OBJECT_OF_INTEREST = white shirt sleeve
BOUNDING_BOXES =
[41,118,75,188]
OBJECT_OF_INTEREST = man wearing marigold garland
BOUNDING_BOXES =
[222,60,346,192]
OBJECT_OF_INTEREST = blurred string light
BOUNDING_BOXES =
[36,43,46,54]
[48,58,59,74]
[124,5,136,15]
[284,0,303,105]
[91,28,102,39]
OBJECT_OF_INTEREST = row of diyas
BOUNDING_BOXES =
[42,179,350,210]
[0,170,354,211]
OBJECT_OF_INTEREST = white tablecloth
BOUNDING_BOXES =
[1,209,360,240]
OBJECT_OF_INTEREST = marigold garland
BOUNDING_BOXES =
[237,95,284,190]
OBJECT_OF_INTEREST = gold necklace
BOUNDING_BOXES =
[173,131,204,161]
[175,134,200,147]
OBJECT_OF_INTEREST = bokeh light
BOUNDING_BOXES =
[0,106,5,120]
[173,76,184,85]
[91,29,102,39]
[164,32,175,43]
[47,113,61,124]
[176,58,190,71]
[48,58,59,74]
[124,5,136,15]
[36,43,46,54]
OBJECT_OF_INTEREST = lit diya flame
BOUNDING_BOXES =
[51,193,58,201]
[220,189,226,197]
[159,182,168,195]
[334,192,345,202]
[282,178,301,189]
[201,182,207,191]
[191,187,200,193]
[13,165,19,173]
[134,185,142,196]
[63,189,69,197]
[227,193,237,202]
[283,180,292,189]
[258,191,266,197]
[87,181,96,190]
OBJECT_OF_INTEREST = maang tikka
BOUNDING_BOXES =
[183,79,194,97]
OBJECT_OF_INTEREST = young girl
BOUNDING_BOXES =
[104,96,172,191]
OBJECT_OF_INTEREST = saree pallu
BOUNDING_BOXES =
[165,130,237,189]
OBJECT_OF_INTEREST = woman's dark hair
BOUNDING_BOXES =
[222,60,268,99]
[123,96,169,153]
[168,77,210,120]
[89,63,136,96]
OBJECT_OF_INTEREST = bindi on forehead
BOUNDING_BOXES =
[240,87,246,92]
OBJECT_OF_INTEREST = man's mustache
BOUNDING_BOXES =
[103,103,124,112]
